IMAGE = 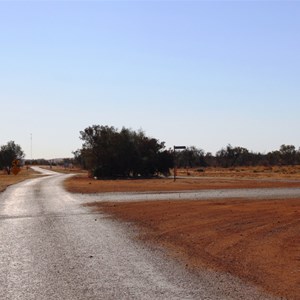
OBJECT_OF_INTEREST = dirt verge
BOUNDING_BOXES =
[0,168,40,192]
[66,166,300,298]
[86,198,300,300]
[64,176,300,193]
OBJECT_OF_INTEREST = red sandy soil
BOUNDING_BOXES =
[86,198,300,300]
[3,165,299,299]
[64,166,300,194]
[64,176,300,193]
[0,168,39,192]
[64,166,300,298]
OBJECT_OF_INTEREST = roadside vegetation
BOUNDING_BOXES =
[0,140,39,192]
[0,141,24,175]
[73,125,173,178]
[72,124,300,182]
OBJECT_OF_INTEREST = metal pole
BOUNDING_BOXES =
[173,146,186,182]
[173,146,176,182]
[30,133,32,161]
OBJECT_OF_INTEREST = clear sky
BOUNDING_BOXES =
[1,1,300,159]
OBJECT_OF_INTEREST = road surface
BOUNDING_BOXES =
[80,186,300,203]
[0,167,281,299]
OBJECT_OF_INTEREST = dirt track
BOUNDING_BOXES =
[64,167,300,299]
[86,198,300,300]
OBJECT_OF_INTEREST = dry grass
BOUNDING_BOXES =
[178,165,300,179]
[40,165,87,175]
[64,166,300,193]
[0,167,40,192]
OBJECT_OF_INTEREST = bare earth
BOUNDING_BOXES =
[63,166,300,299]
[86,198,300,300]
[6,166,299,299]
[0,168,40,192]
[64,165,300,193]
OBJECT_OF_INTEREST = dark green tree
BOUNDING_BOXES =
[216,144,251,167]
[0,141,25,174]
[76,125,173,178]
[279,144,297,165]
[177,146,207,168]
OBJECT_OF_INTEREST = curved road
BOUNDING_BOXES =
[0,167,285,299]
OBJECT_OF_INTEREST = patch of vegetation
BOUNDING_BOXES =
[74,125,173,179]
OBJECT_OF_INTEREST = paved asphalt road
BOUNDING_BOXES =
[0,167,283,300]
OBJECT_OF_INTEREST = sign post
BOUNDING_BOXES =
[173,146,186,181]
[12,159,21,175]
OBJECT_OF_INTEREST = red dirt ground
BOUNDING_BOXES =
[86,198,300,300]
[63,166,300,298]
[0,168,39,192]
[64,176,300,193]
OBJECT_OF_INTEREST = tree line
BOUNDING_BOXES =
[2,129,300,178]
[75,125,300,178]
[176,144,300,168]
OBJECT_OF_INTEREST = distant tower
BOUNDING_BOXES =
[30,133,33,161]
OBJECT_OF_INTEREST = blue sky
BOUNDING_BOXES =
[1,1,300,159]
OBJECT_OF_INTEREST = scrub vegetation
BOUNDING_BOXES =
[73,125,173,178]
[0,141,24,175]
[176,144,300,168]
[72,124,300,183]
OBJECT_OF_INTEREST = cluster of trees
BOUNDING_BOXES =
[176,144,300,168]
[26,158,74,167]
[74,125,173,178]
[2,133,299,178]
[74,125,300,178]
[0,141,24,174]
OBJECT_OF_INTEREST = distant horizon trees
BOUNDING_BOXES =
[176,144,300,168]
[73,125,300,177]
[3,134,299,177]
